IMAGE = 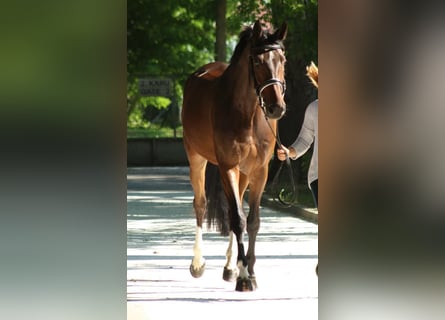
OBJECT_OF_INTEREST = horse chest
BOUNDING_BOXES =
[228,136,271,168]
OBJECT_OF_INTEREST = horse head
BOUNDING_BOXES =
[250,20,288,120]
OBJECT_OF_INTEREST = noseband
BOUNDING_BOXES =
[249,44,286,113]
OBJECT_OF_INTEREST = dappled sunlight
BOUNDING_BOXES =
[128,167,317,320]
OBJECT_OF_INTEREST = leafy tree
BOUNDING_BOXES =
[128,0,216,77]
[215,0,227,61]
[127,0,217,131]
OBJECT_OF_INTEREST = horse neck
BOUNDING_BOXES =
[221,57,277,142]
[222,53,258,117]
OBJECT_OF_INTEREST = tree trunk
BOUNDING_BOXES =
[215,0,226,62]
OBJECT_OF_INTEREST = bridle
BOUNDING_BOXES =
[249,43,286,113]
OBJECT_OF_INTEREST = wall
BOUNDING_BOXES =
[127,138,188,166]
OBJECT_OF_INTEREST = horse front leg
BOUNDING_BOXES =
[245,167,268,289]
[245,199,260,289]
[219,167,254,291]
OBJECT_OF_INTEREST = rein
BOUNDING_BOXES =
[263,116,299,207]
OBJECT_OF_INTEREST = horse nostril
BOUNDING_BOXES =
[264,104,285,119]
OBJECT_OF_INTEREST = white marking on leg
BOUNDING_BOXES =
[191,226,205,269]
[224,232,238,271]
[237,260,250,279]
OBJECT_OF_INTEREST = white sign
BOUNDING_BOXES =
[138,78,173,97]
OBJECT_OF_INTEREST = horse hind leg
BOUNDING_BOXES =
[188,155,207,278]
[245,197,260,290]
[222,231,238,282]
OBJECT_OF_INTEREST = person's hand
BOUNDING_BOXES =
[276,146,289,161]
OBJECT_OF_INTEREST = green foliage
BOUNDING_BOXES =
[227,0,318,62]
[128,0,215,79]
[127,98,171,129]
[127,0,219,131]
[270,0,318,62]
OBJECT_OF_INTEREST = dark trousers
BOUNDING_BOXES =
[309,179,318,208]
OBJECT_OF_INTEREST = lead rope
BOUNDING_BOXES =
[264,116,299,207]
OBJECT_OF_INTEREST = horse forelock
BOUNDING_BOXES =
[230,24,284,64]
[260,25,286,49]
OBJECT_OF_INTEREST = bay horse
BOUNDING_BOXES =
[182,20,288,291]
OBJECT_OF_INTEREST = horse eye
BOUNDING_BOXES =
[254,56,263,66]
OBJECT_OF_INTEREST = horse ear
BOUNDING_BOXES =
[275,22,288,41]
[252,20,263,40]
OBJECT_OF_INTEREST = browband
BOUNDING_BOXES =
[251,44,284,55]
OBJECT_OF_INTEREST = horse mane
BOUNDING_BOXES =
[306,61,318,88]
[230,27,254,64]
[230,23,285,64]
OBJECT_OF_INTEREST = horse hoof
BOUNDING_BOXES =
[249,275,258,290]
[190,262,205,278]
[222,267,238,282]
[235,277,255,292]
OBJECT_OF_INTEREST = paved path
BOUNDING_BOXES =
[127,167,318,320]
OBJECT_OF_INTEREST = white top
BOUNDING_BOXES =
[290,99,318,185]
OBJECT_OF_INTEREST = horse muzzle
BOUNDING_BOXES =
[264,103,286,119]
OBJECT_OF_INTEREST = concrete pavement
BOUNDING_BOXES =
[127,167,318,320]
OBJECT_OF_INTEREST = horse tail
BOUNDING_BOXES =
[306,61,318,88]
[205,163,230,236]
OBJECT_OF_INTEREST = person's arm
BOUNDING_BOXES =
[289,102,316,160]
[276,101,317,161]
